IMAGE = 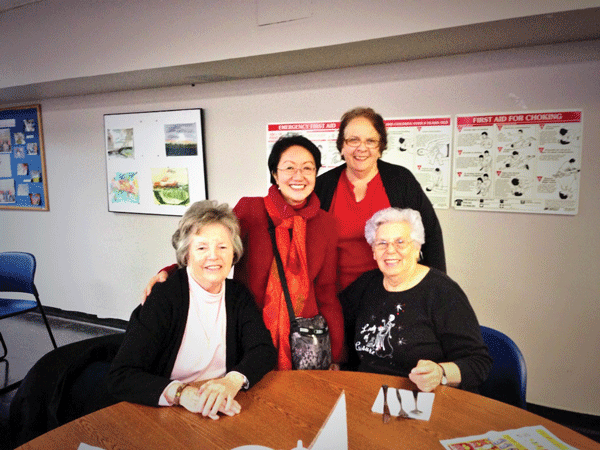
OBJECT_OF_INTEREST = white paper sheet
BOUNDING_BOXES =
[371,387,435,421]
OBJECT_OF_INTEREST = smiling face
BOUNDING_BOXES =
[187,223,234,293]
[272,145,317,206]
[372,221,420,282]
[341,116,382,177]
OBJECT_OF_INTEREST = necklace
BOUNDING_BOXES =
[198,317,211,346]
[196,288,226,347]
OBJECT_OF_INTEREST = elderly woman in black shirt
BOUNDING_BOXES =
[341,207,491,392]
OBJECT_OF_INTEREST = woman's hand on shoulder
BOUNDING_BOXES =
[141,270,169,304]
[408,360,443,392]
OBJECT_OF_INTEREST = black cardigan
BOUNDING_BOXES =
[9,333,125,448]
[106,268,276,406]
[314,159,446,273]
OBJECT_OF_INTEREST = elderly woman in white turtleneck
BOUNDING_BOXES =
[107,200,276,419]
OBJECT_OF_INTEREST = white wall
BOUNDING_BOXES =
[2,40,599,415]
[1,0,598,88]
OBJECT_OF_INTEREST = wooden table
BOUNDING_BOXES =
[17,370,600,450]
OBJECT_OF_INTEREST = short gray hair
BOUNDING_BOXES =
[364,207,425,246]
[172,200,243,267]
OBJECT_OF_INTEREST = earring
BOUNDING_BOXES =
[419,251,423,261]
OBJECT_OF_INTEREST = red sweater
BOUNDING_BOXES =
[233,197,343,363]
[330,170,390,291]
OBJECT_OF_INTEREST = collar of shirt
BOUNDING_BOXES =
[186,266,225,304]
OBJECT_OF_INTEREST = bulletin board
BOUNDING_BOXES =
[0,104,49,211]
[104,108,207,216]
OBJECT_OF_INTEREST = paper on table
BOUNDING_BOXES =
[310,391,348,450]
[77,444,105,450]
[492,426,578,450]
[371,387,434,421]
[232,391,348,450]
[440,425,578,450]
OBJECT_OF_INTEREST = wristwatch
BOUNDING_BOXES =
[439,364,448,386]
[173,382,189,406]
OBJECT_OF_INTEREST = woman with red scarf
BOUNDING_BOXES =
[144,136,343,370]
[233,135,342,370]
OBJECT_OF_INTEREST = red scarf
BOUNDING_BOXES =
[263,185,320,370]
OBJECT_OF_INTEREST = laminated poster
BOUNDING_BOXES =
[452,110,582,215]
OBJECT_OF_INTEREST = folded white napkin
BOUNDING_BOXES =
[371,387,435,421]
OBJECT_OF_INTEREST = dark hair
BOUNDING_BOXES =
[267,135,321,184]
[336,107,387,154]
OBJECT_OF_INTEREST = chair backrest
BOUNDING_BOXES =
[479,325,527,409]
[0,252,37,295]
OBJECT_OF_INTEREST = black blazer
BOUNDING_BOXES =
[315,159,446,273]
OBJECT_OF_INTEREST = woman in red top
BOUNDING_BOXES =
[315,107,446,291]
[144,136,343,371]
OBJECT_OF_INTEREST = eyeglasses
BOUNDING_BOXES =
[277,165,317,176]
[344,137,380,149]
[373,239,413,252]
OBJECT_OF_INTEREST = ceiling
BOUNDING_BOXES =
[2,7,600,105]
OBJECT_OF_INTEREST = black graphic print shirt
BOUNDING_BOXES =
[340,269,491,392]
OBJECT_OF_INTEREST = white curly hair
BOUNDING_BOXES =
[364,207,425,246]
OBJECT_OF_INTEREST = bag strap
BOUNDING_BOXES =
[266,215,299,332]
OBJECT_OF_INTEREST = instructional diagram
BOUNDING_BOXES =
[382,117,452,209]
[452,111,582,215]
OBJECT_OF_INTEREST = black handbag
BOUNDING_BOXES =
[267,215,332,370]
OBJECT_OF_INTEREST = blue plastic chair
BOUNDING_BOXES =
[0,252,58,361]
[479,325,527,409]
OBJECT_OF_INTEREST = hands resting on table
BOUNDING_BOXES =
[167,372,246,420]
[166,372,244,420]
[409,360,461,392]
